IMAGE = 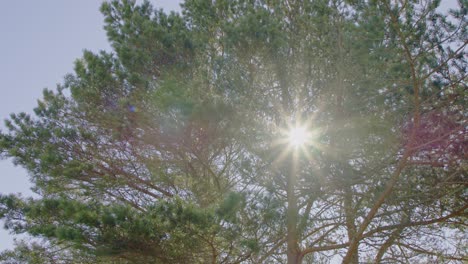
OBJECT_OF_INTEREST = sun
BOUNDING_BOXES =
[288,126,309,148]
[270,119,324,166]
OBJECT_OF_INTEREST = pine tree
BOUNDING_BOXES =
[1,0,466,263]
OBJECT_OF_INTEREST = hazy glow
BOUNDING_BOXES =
[288,126,308,147]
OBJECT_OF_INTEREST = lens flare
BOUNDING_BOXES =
[288,126,308,147]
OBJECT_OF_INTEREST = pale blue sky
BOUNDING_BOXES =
[0,0,182,251]
[0,0,460,255]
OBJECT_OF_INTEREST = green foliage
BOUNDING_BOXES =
[216,192,244,223]
[0,0,466,263]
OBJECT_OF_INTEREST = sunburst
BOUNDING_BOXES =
[288,126,309,148]
[269,118,322,165]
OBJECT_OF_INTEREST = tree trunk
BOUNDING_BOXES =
[344,185,359,264]
[286,164,301,264]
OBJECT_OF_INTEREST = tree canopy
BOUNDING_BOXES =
[0,0,466,263]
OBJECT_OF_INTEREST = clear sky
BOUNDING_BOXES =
[0,0,182,251]
[0,0,459,255]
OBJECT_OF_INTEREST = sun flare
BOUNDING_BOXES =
[270,118,325,166]
[288,126,309,147]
